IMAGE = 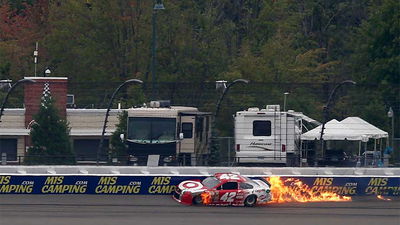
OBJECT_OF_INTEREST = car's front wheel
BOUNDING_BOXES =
[192,195,203,205]
[244,195,257,207]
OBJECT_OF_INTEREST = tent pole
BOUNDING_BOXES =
[379,138,383,164]
[373,139,377,166]
[364,142,367,167]
[356,141,361,167]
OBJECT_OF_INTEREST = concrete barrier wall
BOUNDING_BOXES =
[1,166,399,176]
[0,166,399,196]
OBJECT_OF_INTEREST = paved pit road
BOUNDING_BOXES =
[0,195,399,225]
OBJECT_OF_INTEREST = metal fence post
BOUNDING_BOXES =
[1,152,6,165]
[227,137,231,166]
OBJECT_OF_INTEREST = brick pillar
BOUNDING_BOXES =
[24,77,68,147]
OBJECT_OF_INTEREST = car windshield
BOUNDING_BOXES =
[202,177,220,188]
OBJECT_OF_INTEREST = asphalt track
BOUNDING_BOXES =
[0,195,399,225]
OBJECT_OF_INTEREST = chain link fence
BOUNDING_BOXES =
[1,137,398,167]
[0,81,398,167]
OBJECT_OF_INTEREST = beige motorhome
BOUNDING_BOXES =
[126,101,211,166]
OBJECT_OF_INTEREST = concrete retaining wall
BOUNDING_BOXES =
[0,166,398,196]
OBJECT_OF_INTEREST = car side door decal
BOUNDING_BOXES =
[220,192,237,202]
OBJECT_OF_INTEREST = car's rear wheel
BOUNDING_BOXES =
[192,195,203,205]
[244,195,257,207]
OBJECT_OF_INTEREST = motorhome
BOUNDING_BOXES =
[234,105,319,166]
[125,101,211,166]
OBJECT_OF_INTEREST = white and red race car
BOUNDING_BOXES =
[173,173,271,206]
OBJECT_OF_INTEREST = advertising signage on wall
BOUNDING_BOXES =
[0,175,399,196]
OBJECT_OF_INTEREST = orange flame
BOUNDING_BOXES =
[201,192,212,205]
[266,176,351,203]
[377,195,392,201]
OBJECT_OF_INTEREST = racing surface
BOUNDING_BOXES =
[0,195,399,225]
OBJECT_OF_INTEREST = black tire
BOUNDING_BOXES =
[244,195,257,207]
[192,195,203,205]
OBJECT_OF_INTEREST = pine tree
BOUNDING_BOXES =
[110,110,128,163]
[25,83,75,165]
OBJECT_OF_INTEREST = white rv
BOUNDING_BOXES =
[234,105,319,166]
[125,101,211,166]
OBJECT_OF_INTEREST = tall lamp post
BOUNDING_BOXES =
[215,79,249,118]
[0,79,36,122]
[317,80,356,166]
[211,79,249,166]
[97,79,143,165]
[151,0,165,100]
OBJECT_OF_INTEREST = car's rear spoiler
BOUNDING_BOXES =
[259,178,271,187]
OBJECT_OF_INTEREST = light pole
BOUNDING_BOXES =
[283,92,289,112]
[151,0,165,100]
[97,79,143,165]
[0,79,36,123]
[388,107,394,148]
[317,80,356,166]
[44,68,51,77]
[215,79,249,118]
[211,79,249,166]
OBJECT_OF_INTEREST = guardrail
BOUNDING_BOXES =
[0,166,399,196]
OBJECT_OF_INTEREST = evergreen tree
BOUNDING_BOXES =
[25,83,75,165]
[110,110,128,163]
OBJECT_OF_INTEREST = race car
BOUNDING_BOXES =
[173,173,271,206]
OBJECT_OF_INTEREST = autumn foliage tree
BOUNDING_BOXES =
[0,0,398,162]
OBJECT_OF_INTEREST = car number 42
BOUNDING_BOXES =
[220,192,237,202]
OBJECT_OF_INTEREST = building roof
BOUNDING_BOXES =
[0,128,29,136]
[69,128,115,136]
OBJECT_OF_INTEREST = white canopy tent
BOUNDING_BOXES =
[340,117,389,166]
[340,117,388,139]
[301,117,389,167]
[301,119,363,141]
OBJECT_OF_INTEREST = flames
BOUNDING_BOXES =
[377,195,392,201]
[201,191,212,204]
[266,176,351,203]
[197,177,393,205]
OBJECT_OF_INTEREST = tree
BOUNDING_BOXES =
[0,0,48,80]
[348,0,399,132]
[25,83,75,164]
[110,110,128,162]
[352,0,399,92]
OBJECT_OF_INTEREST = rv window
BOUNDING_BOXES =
[253,120,271,136]
[127,117,176,143]
[182,123,193,138]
